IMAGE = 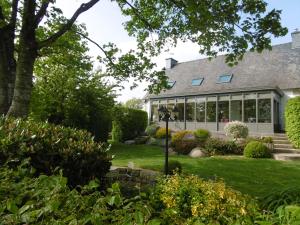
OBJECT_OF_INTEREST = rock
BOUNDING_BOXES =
[124,140,135,145]
[168,147,177,155]
[189,148,206,158]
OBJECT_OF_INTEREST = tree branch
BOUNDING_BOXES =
[37,0,100,49]
[34,0,51,26]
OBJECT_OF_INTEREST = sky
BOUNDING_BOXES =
[56,0,300,103]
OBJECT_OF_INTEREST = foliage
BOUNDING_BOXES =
[0,117,111,187]
[260,187,300,212]
[171,130,197,154]
[205,138,243,155]
[0,162,158,225]
[244,141,271,158]
[194,129,211,144]
[134,136,150,144]
[113,106,148,141]
[224,121,249,139]
[145,123,160,137]
[166,160,182,175]
[124,98,144,109]
[285,96,300,148]
[112,121,123,143]
[31,25,115,142]
[155,127,171,139]
[155,174,259,224]
[262,136,273,144]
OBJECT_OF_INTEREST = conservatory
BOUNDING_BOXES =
[150,90,281,134]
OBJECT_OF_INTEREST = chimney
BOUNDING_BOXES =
[165,58,178,69]
[292,29,300,49]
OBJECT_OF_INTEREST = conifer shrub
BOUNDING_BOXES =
[285,96,300,148]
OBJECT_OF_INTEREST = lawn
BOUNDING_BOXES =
[110,143,300,198]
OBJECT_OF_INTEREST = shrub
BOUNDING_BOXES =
[162,160,182,175]
[285,97,300,148]
[260,187,300,212]
[111,120,123,143]
[0,117,111,188]
[171,130,194,142]
[112,106,148,141]
[172,140,198,155]
[244,141,271,158]
[155,174,259,224]
[155,127,171,139]
[145,123,160,137]
[194,129,211,144]
[134,136,150,144]
[224,121,249,139]
[204,138,243,155]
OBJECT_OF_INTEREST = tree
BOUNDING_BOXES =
[124,98,144,109]
[30,25,115,141]
[0,0,288,117]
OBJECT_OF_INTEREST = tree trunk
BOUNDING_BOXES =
[0,33,9,115]
[7,0,37,117]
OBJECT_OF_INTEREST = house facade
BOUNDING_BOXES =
[146,31,300,135]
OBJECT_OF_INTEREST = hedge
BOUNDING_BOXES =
[112,106,148,141]
[285,96,300,148]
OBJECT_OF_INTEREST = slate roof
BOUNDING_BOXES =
[149,42,300,99]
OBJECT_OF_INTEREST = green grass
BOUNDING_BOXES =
[110,143,300,198]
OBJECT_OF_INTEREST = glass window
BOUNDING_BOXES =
[177,103,184,122]
[244,99,256,123]
[206,102,216,122]
[186,102,195,122]
[258,99,271,123]
[217,74,233,83]
[231,100,242,121]
[218,101,229,122]
[151,104,159,122]
[167,102,175,121]
[192,78,204,86]
[196,102,205,122]
[167,81,176,88]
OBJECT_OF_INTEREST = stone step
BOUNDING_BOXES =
[272,136,289,141]
[273,148,300,153]
[273,139,291,144]
[273,133,287,137]
[273,153,300,161]
[274,143,294,148]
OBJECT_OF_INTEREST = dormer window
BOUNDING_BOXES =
[167,81,176,88]
[217,74,233,83]
[192,78,204,86]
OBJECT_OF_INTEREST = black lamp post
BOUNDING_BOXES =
[158,105,178,175]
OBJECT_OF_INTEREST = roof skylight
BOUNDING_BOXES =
[217,74,233,83]
[192,78,204,86]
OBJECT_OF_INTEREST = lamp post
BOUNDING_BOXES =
[158,105,178,175]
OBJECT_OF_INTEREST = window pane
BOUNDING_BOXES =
[244,99,256,123]
[217,74,233,83]
[177,103,184,122]
[196,102,205,122]
[218,101,229,122]
[151,104,159,122]
[167,103,175,121]
[206,102,216,122]
[192,78,204,86]
[186,102,195,122]
[231,100,242,121]
[258,99,271,123]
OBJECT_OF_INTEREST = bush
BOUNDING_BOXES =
[155,174,259,224]
[0,117,111,188]
[194,129,210,144]
[111,120,122,143]
[224,121,248,139]
[285,97,300,148]
[145,124,160,137]
[155,127,171,139]
[171,130,194,142]
[172,140,198,155]
[204,138,243,155]
[112,107,148,141]
[0,162,157,225]
[134,136,150,144]
[162,160,182,175]
[244,141,271,158]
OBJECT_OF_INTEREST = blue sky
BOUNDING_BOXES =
[57,0,300,102]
